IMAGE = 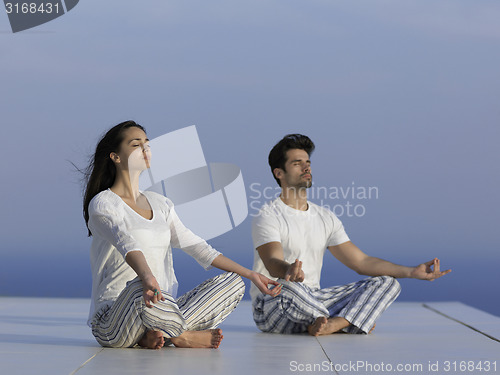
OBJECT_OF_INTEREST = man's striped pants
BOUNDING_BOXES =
[253,276,401,334]
[91,272,245,347]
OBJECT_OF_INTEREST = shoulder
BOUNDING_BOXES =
[255,198,283,216]
[252,198,282,224]
[89,189,123,216]
[308,201,344,227]
[142,190,175,211]
[307,201,333,217]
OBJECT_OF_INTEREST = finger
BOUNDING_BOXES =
[151,289,158,304]
[268,279,281,286]
[262,285,274,296]
[269,283,281,292]
[269,284,282,296]
[293,261,302,277]
[438,269,452,277]
[424,259,436,267]
[153,288,164,303]
[285,263,294,281]
[434,259,440,273]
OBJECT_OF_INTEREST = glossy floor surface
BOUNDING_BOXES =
[0,298,498,375]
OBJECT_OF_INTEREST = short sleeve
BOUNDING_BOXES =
[326,213,350,247]
[88,198,143,257]
[251,209,281,249]
[163,198,221,270]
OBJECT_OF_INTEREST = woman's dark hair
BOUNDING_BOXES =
[82,120,146,236]
[268,134,315,186]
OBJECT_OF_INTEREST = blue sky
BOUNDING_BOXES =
[0,1,499,315]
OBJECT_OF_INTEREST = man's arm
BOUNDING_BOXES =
[256,242,305,282]
[328,241,451,280]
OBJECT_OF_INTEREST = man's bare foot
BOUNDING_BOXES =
[308,317,328,336]
[307,316,350,336]
[170,329,224,349]
[138,330,165,349]
[369,323,376,334]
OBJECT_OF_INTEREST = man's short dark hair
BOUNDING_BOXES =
[268,134,315,186]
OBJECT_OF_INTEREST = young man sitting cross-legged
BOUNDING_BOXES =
[251,134,451,336]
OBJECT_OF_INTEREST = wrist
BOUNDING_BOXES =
[140,272,155,283]
[407,266,417,279]
[241,269,255,280]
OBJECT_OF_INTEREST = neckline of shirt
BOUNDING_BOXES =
[276,196,311,215]
[107,188,156,222]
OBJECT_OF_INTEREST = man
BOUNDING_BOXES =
[251,134,451,336]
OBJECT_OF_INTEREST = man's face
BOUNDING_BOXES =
[276,148,312,189]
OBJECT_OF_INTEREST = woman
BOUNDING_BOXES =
[83,121,281,349]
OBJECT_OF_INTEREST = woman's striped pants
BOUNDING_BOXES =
[253,276,401,334]
[91,272,245,348]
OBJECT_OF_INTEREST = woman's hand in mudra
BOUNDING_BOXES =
[142,274,165,308]
[249,271,282,297]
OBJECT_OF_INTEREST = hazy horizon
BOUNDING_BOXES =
[1,0,498,317]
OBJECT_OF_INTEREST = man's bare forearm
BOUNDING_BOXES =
[265,258,292,279]
[356,256,413,278]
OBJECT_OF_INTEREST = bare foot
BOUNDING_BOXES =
[307,316,350,336]
[170,329,224,349]
[369,323,376,334]
[308,317,328,336]
[138,330,165,349]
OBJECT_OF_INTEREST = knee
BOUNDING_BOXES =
[227,272,245,289]
[279,280,307,296]
[235,273,246,292]
[223,272,246,298]
[376,276,401,294]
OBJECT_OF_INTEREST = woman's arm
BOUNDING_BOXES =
[165,200,281,297]
[211,254,282,297]
[125,250,165,307]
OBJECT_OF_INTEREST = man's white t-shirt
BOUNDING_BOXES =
[250,197,350,302]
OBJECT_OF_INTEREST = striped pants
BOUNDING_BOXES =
[253,276,401,334]
[91,272,245,348]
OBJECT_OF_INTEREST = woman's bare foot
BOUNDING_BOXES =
[307,316,350,336]
[170,329,224,349]
[138,330,165,349]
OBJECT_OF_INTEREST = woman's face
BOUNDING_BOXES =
[113,127,151,171]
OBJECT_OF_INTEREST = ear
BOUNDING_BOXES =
[110,152,120,164]
[273,168,283,181]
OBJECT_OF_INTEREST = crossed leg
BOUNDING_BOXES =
[138,272,244,349]
[253,276,400,335]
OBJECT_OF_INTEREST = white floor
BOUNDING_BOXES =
[0,298,498,375]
